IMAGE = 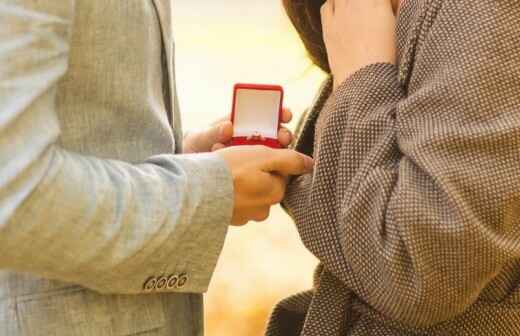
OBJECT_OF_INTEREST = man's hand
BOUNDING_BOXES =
[183,108,294,153]
[216,145,314,226]
[321,0,397,90]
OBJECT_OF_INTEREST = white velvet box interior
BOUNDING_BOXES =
[234,89,281,139]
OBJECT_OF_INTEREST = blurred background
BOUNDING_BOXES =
[173,1,326,335]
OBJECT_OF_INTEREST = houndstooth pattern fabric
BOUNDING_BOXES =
[266,0,520,335]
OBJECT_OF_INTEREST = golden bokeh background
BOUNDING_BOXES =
[173,1,326,335]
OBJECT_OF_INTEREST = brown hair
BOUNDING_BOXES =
[282,0,330,73]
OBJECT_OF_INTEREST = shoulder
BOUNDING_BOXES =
[404,0,516,85]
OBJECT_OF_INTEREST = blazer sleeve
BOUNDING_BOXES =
[0,1,233,294]
[285,0,520,328]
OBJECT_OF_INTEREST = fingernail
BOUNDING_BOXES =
[220,121,233,139]
[303,155,315,172]
[218,124,226,136]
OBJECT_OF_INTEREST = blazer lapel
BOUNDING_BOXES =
[151,0,183,152]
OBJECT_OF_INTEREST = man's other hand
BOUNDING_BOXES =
[183,108,294,153]
[216,145,314,226]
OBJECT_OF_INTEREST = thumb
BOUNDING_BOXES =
[192,121,233,152]
[206,121,233,146]
[262,149,314,176]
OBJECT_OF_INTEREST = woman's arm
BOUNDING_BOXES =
[287,0,520,328]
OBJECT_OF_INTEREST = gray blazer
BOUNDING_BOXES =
[0,1,233,335]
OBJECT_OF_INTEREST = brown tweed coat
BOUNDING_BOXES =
[266,0,520,335]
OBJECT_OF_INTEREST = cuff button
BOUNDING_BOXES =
[143,277,157,292]
[167,275,178,289]
[177,274,188,288]
[156,276,168,290]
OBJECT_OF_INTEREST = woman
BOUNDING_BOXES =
[267,0,520,335]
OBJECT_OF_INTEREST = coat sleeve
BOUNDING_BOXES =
[0,1,233,294]
[285,0,520,328]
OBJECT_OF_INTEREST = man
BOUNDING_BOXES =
[0,1,312,335]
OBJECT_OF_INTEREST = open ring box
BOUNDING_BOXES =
[230,83,284,149]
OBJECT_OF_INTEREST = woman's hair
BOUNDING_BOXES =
[282,0,330,73]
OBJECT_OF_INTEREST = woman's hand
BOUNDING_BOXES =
[321,0,398,90]
[183,108,294,153]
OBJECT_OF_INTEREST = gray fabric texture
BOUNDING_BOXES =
[0,0,233,335]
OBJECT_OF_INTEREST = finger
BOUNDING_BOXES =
[206,120,233,146]
[281,107,293,124]
[217,120,234,143]
[188,121,231,152]
[335,0,348,11]
[211,143,227,152]
[241,172,286,208]
[321,1,334,25]
[231,216,249,226]
[250,206,271,222]
[211,116,230,126]
[267,174,287,205]
[322,0,334,15]
[263,149,314,176]
[277,127,293,148]
[391,0,400,14]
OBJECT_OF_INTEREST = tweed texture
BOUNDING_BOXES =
[267,0,520,335]
[0,1,233,335]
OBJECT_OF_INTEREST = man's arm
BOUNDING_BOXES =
[0,0,234,294]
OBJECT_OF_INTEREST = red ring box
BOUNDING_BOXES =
[230,83,284,149]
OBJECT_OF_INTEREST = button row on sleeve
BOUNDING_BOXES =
[143,273,188,292]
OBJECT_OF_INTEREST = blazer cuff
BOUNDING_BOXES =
[94,153,233,295]
[155,153,234,294]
